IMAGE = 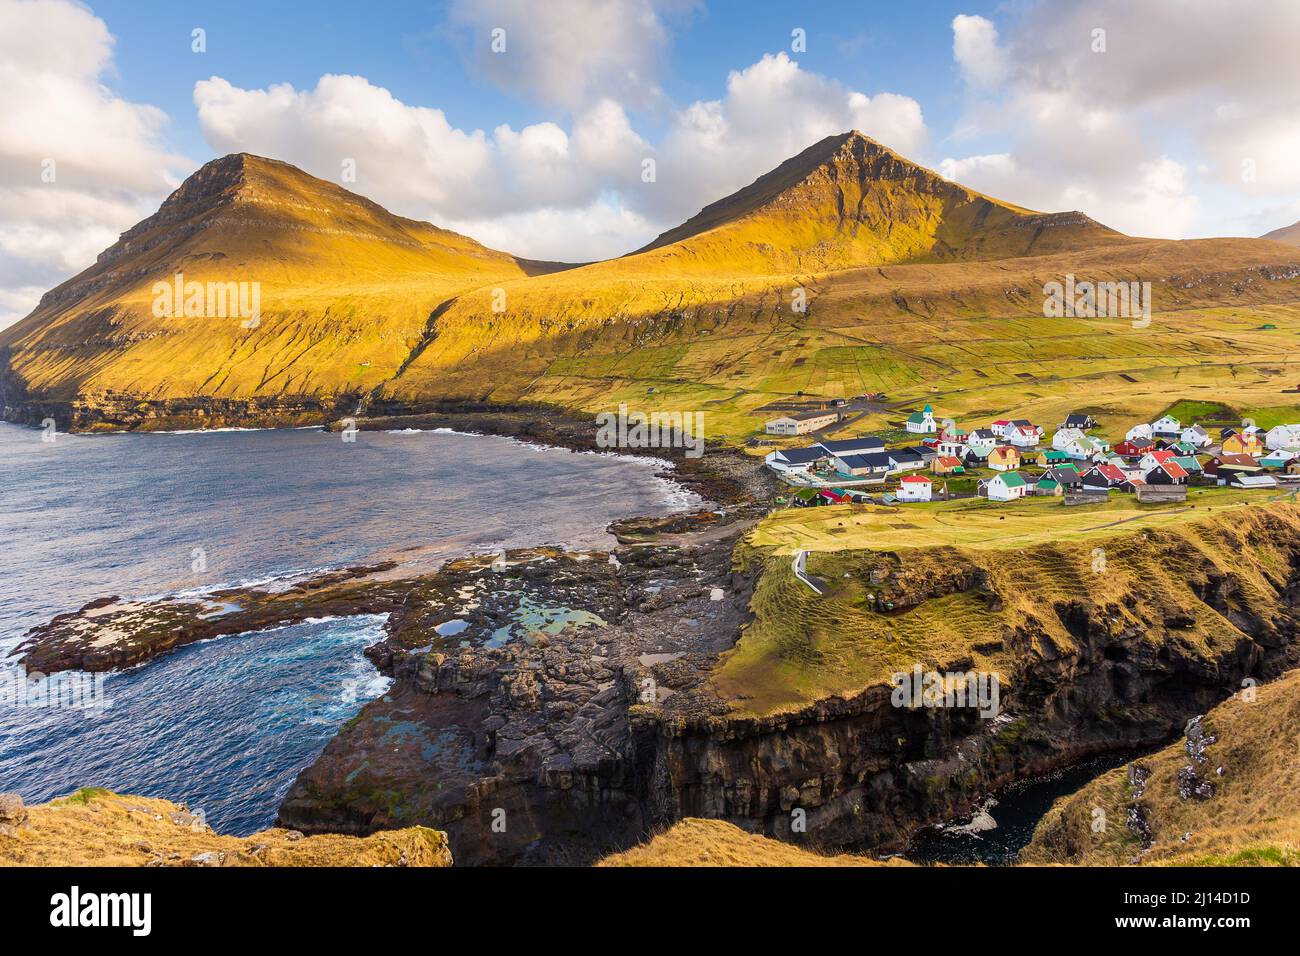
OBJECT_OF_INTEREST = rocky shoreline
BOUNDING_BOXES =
[11,406,1300,867]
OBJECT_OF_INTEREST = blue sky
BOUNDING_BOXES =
[1,0,1298,326]
[89,0,985,160]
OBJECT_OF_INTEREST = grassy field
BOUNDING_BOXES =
[748,486,1289,554]
[713,497,1300,716]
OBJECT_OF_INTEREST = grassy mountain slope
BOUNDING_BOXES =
[0,153,561,413]
[1262,220,1300,246]
[7,136,1300,439]
[630,131,1125,270]
[1023,667,1300,866]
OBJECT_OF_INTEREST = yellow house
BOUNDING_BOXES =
[1221,432,1263,456]
[987,445,1021,471]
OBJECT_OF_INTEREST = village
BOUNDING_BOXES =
[763,401,1300,507]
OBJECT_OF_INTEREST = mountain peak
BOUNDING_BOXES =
[629,130,1122,270]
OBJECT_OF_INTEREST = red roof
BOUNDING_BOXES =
[992,419,1010,426]
[900,475,932,483]
[1156,460,1189,479]
[1095,464,1127,482]
[936,456,962,467]
[1150,449,1177,463]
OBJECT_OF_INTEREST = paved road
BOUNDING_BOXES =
[792,549,828,595]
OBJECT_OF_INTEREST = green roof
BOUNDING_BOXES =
[906,412,926,423]
[1037,477,1060,489]
[1044,449,1069,460]
[999,472,1027,487]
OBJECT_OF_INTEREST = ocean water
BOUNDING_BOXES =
[906,753,1133,865]
[0,423,698,834]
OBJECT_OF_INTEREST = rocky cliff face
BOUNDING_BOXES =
[277,506,1300,865]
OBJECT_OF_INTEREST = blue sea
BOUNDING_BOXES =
[0,423,697,834]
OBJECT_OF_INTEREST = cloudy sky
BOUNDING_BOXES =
[0,0,1297,328]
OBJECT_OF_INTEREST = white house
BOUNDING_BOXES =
[897,475,933,502]
[1064,436,1106,461]
[985,472,1029,501]
[1125,422,1154,442]
[967,429,998,456]
[1009,424,1042,448]
[1151,415,1182,436]
[937,437,967,458]
[905,404,937,434]
[1052,427,1085,451]
[764,447,826,474]
[1265,424,1300,450]
[1181,424,1212,448]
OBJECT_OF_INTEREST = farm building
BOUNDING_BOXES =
[1036,475,1062,496]
[1205,454,1262,481]
[897,475,933,502]
[818,436,885,457]
[1231,474,1278,489]
[888,448,928,472]
[765,446,826,473]
[765,409,838,435]
[832,452,892,478]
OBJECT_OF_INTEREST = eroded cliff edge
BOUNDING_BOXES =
[275,503,1300,865]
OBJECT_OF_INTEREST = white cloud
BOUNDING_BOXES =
[0,0,189,329]
[951,15,1006,89]
[942,0,1300,238]
[193,52,927,260]
[445,198,655,263]
[446,0,685,109]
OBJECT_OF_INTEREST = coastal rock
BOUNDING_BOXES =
[0,793,28,836]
